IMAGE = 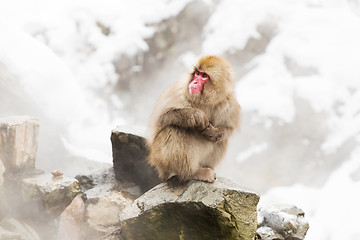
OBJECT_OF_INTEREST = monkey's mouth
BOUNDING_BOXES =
[189,87,201,95]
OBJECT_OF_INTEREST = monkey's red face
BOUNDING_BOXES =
[189,69,209,95]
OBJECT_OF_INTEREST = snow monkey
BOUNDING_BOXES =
[148,56,240,183]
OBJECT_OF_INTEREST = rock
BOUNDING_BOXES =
[0,217,41,240]
[51,170,63,178]
[0,161,5,221]
[0,160,4,187]
[0,116,39,172]
[3,173,80,218]
[257,204,309,240]
[111,130,161,193]
[0,188,6,222]
[75,168,116,193]
[57,194,85,240]
[21,173,80,216]
[75,168,142,200]
[75,168,139,240]
[112,177,260,240]
[82,190,134,240]
[75,174,95,192]
[256,226,284,240]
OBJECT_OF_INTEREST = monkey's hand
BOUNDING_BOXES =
[160,108,209,130]
[200,123,224,142]
[191,109,210,130]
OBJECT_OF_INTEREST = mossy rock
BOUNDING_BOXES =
[110,177,259,240]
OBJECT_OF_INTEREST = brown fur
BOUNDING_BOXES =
[147,56,240,182]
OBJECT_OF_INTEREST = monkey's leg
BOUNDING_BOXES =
[170,148,213,183]
[193,167,216,183]
[200,141,228,170]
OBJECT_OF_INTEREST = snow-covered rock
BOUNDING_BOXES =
[257,204,309,240]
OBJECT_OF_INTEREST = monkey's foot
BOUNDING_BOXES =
[158,169,171,181]
[194,167,216,183]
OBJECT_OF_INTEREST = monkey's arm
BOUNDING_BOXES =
[159,108,210,130]
[159,108,210,129]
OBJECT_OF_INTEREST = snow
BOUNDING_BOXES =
[206,0,360,134]
[0,0,191,88]
[1,0,360,239]
[0,27,116,163]
[0,0,191,163]
[203,0,360,239]
[0,28,87,123]
[237,142,268,163]
[261,146,360,240]
[205,0,360,127]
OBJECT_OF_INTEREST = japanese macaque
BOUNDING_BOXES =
[148,56,240,183]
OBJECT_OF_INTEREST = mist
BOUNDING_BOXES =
[1,0,360,239]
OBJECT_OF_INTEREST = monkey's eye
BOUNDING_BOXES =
[195,70,200,75]
[202,73,208,78]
